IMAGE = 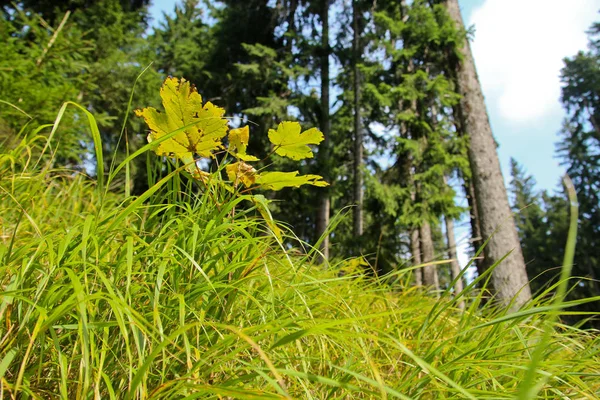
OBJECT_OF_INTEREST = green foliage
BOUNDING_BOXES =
[336,0,468,269]
[2,0,598,337]
[0,7,92,163]
[509,159,565,295]
[152,0,212,83]
[0,0,162,188]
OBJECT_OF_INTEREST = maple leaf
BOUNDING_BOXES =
[228,126,259,161]
[256,171,328,191]
[135,77,229,161]
[226,161,257,187]
[268,121,324,160]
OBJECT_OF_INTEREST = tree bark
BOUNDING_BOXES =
[445,0,531,308]
[445,214,465,309]
[463,175,484,274]
[451,104,485,276]
[411,228,423,285]
[420,220,439,292]
[397,0,425,285]
[352,0,364,238]
[316,0,330,261]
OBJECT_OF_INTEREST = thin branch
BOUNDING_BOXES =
[36,11,71,67]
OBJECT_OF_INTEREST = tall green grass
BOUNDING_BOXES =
[0,107,599,399]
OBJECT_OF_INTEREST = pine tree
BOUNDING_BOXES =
[316,0,332,261]
[556,22,600,324]
[152,0,212,85]
[444,0,531,308]
[0,0,161,176]
[0,7,91,162]
[352,0,364,240]
[343,0,467,285]
[509,159,559,295]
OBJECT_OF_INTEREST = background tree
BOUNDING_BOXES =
[352,0,365,241]
[556,22,600,325]
[1,0,162,189]
[0,8,91,163]
[445,0,531,308]
[316,0,332,261]
[152,0,212,85]
[509,159,561,295]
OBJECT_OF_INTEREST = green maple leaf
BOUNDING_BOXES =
[135,77,229,162]
[256,171,329,191]
[268,121,324,160]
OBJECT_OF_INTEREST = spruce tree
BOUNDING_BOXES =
[352,0,365,239]
[152,0,212,85]
[0,0,161,177]
[556,21,600,324]
[355,0,467,285]
[316,0,332,261]
[444,0,531,308]
[509,159,558,295]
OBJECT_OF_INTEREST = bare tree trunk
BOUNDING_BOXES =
[411,228,423,285]
[445,0,531,308]
[316,0,330,261]
[420,220,439,292]
[284,0,298,53]
[463,175,484,274]
[451,104,484,276]
[352,0,364,238]
[445,214,465,309]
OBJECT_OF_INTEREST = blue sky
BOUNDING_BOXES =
[460,0,598,192]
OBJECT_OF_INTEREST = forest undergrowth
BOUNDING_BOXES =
[0,104,599,399]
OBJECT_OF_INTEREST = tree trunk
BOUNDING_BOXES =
[463,175,484,275]
[284,0,298,53]
[398,0,420,283]
[451,104,485,277]
[316,0,330,261]
[445,0,531,308]
[445,214,465,309]
[411,228,423,285]
[352,0,364,238]
[420,220,439,292]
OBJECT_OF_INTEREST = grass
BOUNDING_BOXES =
[0,110,599,399]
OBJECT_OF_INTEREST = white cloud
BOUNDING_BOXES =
[468,0,598,123]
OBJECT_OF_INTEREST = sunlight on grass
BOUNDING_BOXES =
[0,108,598,399]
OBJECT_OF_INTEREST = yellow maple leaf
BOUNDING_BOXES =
[226,161,258,187]
[268,121,324,160]
[228,125,259,161]
[135,77,229,161]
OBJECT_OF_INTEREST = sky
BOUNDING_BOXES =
[148,0,599,268]
[459,0,598,192]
